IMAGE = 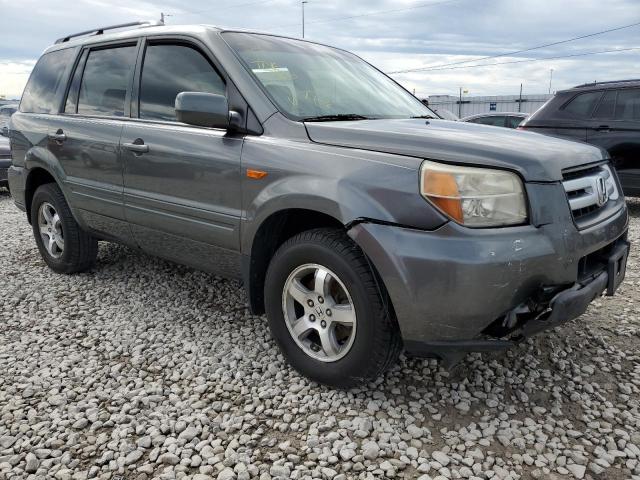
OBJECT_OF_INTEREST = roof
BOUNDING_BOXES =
[45,21,329,55]
[45,23,221,53]
[563,79,640,92]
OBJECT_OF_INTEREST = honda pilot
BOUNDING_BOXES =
[7,22,629,387]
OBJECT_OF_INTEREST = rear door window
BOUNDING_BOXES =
[77,46,137,117]
[139,43,226,122]
[563,91,602,118]
[592,90,616,119]
[615,89,640,121]
[472,116,506,127]
[20,48,76,114]
[506,116,525,128]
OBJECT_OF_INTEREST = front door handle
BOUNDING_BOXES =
[122,139,149,154]
[48,130,67,143]
[595,125,611,132]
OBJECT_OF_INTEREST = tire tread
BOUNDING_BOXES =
[269,228,402,386]
[32,183,98,274]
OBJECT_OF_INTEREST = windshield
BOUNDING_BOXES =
[223,32,435,121]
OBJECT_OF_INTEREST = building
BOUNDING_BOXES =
[427,94,553,118]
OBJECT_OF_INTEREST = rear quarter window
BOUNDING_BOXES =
[20,48,75,114]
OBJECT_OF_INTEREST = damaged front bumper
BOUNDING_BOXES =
[406,238,628,367]
[348,184,629,367]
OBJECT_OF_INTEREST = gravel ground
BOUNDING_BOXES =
[1,189,639,480]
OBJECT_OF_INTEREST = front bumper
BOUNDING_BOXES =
[348,183,629,362]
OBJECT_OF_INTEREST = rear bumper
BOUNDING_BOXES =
[0,158,10,186]
[348,185,629,360]
[7,165,26,210]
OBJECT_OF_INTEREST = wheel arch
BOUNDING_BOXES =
[24,167,60,224]
[244,207,346,315]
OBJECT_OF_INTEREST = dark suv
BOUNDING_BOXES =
[7,22,629,387]
[519,80,640,196]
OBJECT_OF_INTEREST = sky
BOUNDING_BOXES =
[0,0,638,100]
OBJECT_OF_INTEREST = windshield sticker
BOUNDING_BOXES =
[251,67,290,73]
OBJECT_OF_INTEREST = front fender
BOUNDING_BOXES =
[241,174,393,253]
[240,136,449,253]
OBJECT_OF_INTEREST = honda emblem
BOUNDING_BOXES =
[596,176,608,207]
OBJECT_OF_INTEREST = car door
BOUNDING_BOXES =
[52,41,140,243]
[121,39,244,277]
[587,88,640,195]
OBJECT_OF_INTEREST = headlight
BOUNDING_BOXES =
[420,160,528,227]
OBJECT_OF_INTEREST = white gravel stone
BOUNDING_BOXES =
[25,452,39,473]
[217,467,236,480]
[432,451,450,467]
[124,450,144,465]
[0,193,639,480]
[567,463,586,479]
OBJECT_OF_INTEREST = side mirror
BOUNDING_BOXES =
[175,92,231,129]
[0,126,7,137]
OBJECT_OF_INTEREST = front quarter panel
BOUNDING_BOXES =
[240,135,448,253]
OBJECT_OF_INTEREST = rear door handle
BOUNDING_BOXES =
[122,140,149,154]
[595,125,611,132]
[48,130,67,142]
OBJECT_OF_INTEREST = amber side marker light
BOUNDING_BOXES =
[421,170,464,222]
[247,169,268,179]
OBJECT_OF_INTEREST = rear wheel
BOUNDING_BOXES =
[264,228,402,388]
[31,183,98,274]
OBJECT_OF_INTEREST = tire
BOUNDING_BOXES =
[31,183,98,274]
[264,228,402,388]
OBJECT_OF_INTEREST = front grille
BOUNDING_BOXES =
[562,165,601,181]
[562,163,619,226]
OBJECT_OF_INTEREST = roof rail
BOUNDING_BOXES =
[574,78,640,88]
[55,20,164,44]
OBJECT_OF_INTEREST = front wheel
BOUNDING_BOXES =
[264,228,402,388]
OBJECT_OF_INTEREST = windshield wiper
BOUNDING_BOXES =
[301,114,371,122]
[410,115,437,119]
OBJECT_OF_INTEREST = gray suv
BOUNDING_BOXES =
[8,22,630,387]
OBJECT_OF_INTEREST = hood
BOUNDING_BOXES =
[304,118,606,182]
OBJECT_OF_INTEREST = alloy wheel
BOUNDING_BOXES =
[282,263,357,362]
[38,202,64,259]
